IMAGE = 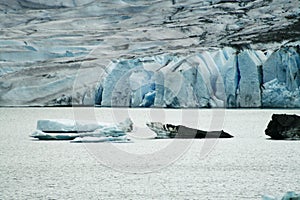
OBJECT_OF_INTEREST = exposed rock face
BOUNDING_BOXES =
[265,114,300,140]
[0,0,299,107]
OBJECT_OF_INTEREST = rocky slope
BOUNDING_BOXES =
[0,0,299,107]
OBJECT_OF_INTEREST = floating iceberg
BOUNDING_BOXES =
[146,122,233,139]
[37,118,133,133]
[30,118,133,142]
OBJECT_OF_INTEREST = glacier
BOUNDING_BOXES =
[0,0,300,107]
[96,46,300,108]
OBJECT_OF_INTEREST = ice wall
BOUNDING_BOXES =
[262,46,300,107]
[96,46,300,108]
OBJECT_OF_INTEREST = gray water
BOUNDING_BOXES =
[1,108,300,200]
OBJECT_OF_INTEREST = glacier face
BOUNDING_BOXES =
[95,46,300,108]
[0,0,300,107]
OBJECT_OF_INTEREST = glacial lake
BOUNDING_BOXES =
[0,107,300,199]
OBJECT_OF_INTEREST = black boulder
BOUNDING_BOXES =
[265,114,300,140]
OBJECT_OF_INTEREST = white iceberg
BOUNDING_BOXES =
[36,118,133,133]
[30,118,133,141]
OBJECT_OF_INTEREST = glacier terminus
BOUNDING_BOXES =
[0,0,299,107]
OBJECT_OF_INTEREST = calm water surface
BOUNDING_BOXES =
[0,108,300,200]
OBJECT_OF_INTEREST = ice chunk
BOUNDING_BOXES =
[37,119,107,132]
[31,118,132,141]
[37,118,133,133]
[30,126,127,140]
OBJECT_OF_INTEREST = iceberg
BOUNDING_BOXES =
[30,118,133,141]
[37,119,97,133]
[37,118,133,133]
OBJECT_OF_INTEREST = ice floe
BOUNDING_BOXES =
[30,118,133,142]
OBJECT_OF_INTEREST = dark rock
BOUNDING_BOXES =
[174,125,233,139]
[146,122,233,139]
[265,114,300,140]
